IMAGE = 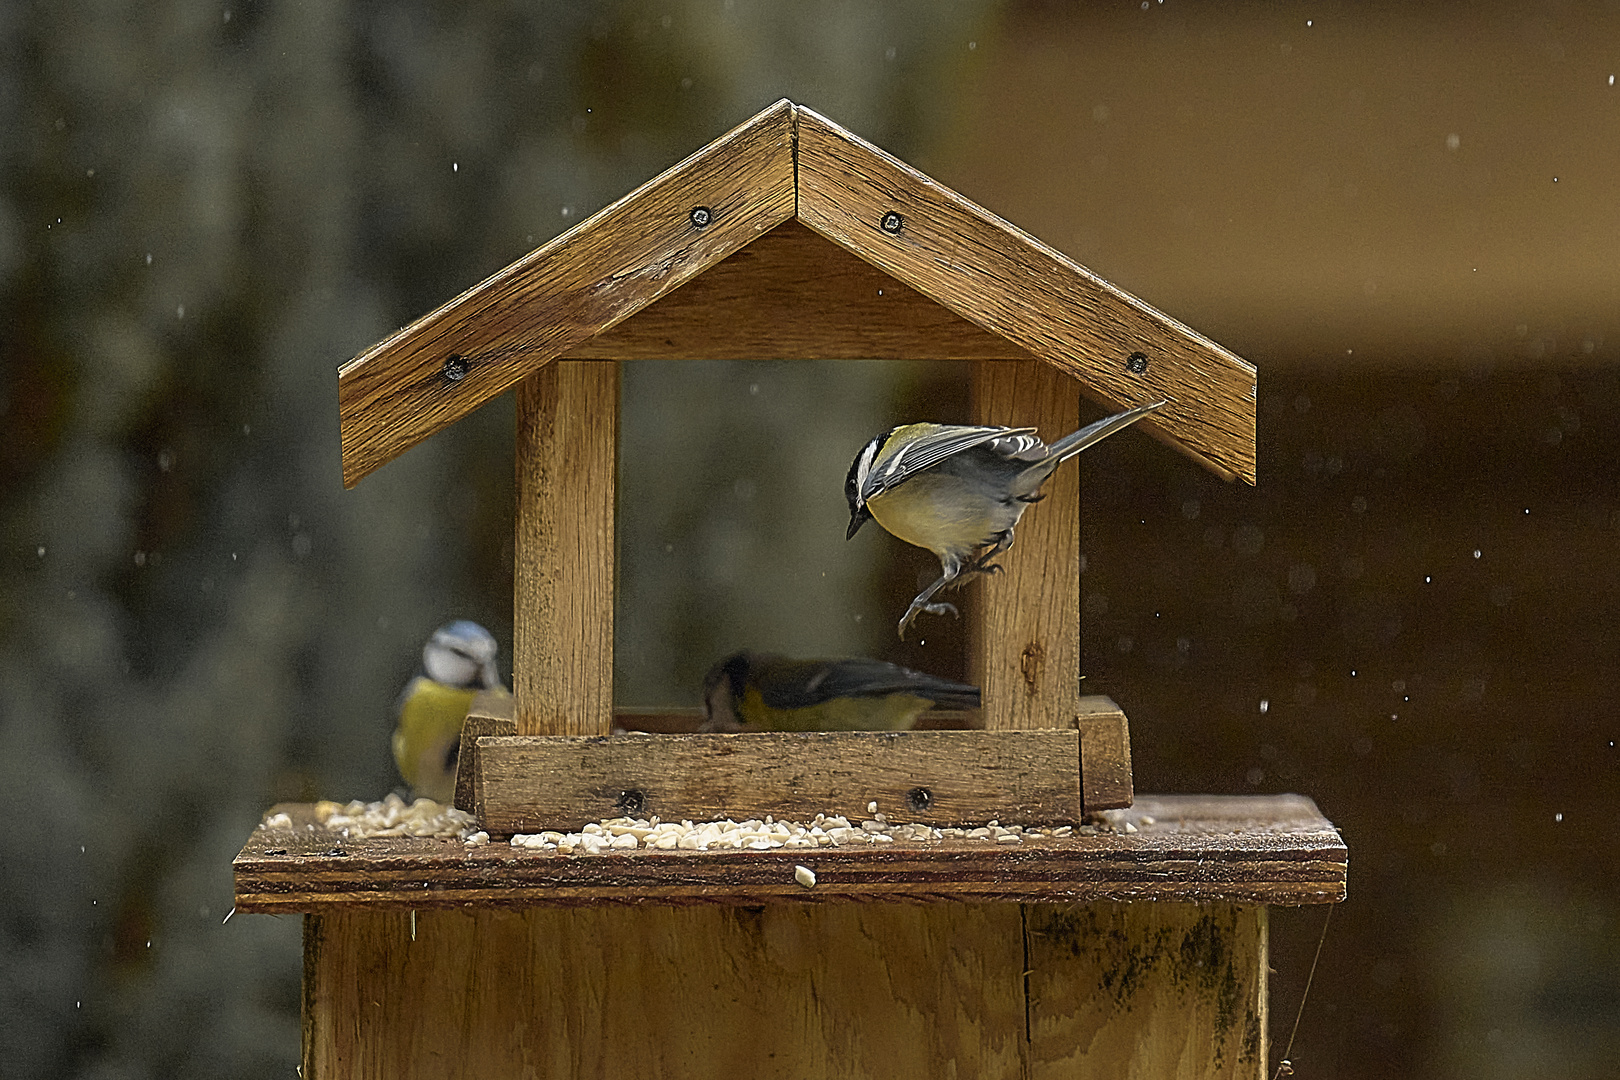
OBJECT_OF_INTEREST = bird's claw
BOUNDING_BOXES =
[897,600,959,639]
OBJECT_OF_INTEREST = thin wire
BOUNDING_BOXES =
[1272,904,1333,1080]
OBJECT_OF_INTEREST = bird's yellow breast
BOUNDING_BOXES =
[392,678,483,803]
[868,471,1000,559]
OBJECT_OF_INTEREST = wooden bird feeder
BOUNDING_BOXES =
[235,101,1345,1078]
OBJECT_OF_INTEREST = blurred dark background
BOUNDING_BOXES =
[3,1,1617,1076]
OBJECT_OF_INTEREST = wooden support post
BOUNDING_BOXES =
[970,359,1082,732]
[514,360,618,736]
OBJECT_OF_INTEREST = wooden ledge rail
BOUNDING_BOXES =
[453,695,1133,830]
[233,794,1347,913]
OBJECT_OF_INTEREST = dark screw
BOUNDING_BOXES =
[616,789,647,815]
[880,211,903,234]
[906,786,933,812]
[1126,351,1149,374]
[441,354,469,383]
[689,206,713,228]
[322,848,347,857]
[263,848,287,857]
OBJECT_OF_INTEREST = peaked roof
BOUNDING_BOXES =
[339,99,1256,487]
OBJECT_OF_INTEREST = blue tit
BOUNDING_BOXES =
[392,620,509,803]
[845,400,1165,638]
[700,650,981,732]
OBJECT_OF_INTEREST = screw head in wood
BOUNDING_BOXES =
[616,789,647,815]
[906,786,933,812]
[1126,351,1149,374]
[441,354,470,383]
[880,211,904,234]
[689,206,713,228]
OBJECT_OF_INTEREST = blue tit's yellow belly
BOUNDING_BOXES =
[392,678,486,803]
[737,687,930,731]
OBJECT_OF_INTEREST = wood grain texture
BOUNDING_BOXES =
[301,901,1264,1079]
[1077,697,1133,811]
[971,359,1084,733]
[235,794,1347,912]
[337,99,795,487]
[472,729,1083,834]
[514,361,617,736]
[795,105,1257,484]
[451,695,517,814]
[1027,903,1268,1079]
[303,903,1028,1080]
[560,219,1040,360]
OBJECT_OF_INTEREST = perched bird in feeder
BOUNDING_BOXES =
[700,650,980,732]
[845,400,1166,638]
[392,620,509,803]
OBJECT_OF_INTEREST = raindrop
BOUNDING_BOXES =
[1473,549,1481,559]
[452,162,458,173]
[1445,133,1460,151]
[968,41,977,50]
[749,383,759,395]
[1554,812,1563,822]
[145,253,152,265]
[176,304,185,319]
[36,546,44,557]
[1259,699,1269,714]
[1424,576,1431,583]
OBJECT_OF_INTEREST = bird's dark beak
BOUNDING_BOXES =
[847,504,871,540]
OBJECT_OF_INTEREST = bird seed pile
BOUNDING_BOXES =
[509,803,1095,855]
[261,793,490,844]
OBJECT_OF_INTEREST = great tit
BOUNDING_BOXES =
[845,400,1165,637]
[392,620,510,802]
[700,650,981,732]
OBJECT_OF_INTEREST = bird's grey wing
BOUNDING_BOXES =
[759,657,981,710]
[981,430,1050,463]
[866,426,1039,496]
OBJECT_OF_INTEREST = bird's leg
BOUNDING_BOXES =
[897,571,960,639]
[960,528,1017,579]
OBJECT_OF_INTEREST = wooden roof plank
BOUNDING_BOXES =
[794,105,1258,484]
[559,219,1039,360]
[337,99,797,487]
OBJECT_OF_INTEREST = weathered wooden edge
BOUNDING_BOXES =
[452,695,517,813]
[1077,698,1133,811]
[338,99,796,487]
[793,104,1258,484]
[234,795,1347,912]
[472,729,1085,833]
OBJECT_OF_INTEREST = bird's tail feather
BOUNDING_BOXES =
[1046,400,1166,463]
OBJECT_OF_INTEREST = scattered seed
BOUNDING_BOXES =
[795,864,817,888]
